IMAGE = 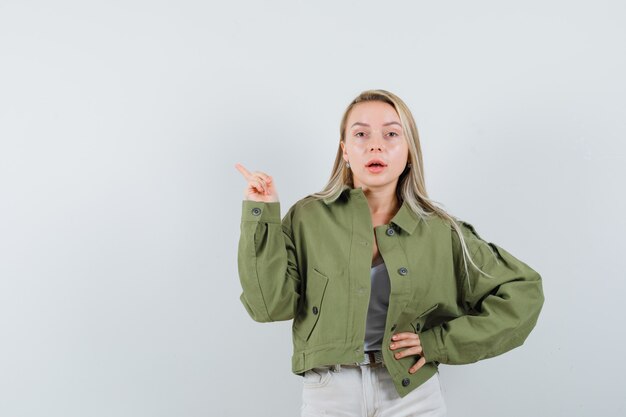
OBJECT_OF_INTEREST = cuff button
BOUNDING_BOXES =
[251,207,262,216]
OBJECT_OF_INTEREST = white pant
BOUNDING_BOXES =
[301,364,447,417]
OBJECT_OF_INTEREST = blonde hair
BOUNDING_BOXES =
[310,89,497,286]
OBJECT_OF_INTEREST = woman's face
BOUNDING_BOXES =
[341,100,409,193]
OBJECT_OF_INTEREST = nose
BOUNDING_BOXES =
[369,133,385,151]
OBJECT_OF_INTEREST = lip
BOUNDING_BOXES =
[365,159,387,168]
[365,159,387,174]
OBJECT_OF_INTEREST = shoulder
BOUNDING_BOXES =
[445,216,487,254]
[448,217,507,272]
[416,211,478,239]
[281,194,328,226]
[287,194,325,214]
[453,218,483,240]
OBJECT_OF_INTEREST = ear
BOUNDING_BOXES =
[340,141,348,161]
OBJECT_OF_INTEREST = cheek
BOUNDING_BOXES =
[389,142,409,160]
[346,142,368,155]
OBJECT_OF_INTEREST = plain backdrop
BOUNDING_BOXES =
[1,1,625,416]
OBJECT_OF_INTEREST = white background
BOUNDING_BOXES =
[1,1,624,416]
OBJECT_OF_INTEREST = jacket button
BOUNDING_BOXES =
[251,207,262,216]
[312,306,319,315]
[402,378,410,387]
[398,267,408,276]
[391,324,397,331]
[386,227,395,236]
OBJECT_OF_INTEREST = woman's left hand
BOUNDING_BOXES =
[389,332,426,374]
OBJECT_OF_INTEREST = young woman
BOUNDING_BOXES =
[235,89,544,417]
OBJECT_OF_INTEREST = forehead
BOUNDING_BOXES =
[347,101,400,126]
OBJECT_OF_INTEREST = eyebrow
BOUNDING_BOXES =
[350,121,402,128]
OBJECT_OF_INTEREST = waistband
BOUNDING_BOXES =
[359,350,384,366]
[328,350,385,372]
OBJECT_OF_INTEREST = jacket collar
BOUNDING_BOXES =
[322,185,419,235]
[389,200,419,235]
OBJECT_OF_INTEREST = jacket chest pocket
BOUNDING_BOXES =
[410,303,439,333]
[293,268,329,342]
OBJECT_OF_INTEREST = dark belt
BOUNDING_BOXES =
[327,350,386,372]
[356,350,385,366]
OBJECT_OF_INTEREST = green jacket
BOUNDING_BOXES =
[237,186,544,398]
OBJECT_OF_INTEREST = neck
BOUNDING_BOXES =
[360,184,400,215]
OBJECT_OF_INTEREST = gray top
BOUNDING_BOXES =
[363,257,391,351]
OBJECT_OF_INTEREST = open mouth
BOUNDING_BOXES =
[366,159,387,168]
[365,159,387,173]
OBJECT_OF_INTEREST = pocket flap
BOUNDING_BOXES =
[410,303,439,333]
[416,303,439,318]
[293,268,329,342]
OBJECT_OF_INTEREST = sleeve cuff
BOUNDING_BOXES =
[241,200,281,224]
[420,327,447,364]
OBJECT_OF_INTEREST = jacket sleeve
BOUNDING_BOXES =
[419,220,544,364]
[237,200,301,322]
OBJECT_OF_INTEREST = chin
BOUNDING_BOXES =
[358,179,396,190]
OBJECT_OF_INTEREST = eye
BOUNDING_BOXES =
[354,132,366,138]
[387,131,399,137]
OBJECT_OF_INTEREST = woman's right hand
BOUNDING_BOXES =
[235,163,279,202]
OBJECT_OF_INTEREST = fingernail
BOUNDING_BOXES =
[390,344,395,348]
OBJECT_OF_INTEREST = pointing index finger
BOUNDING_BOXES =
[235,163,252,179]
